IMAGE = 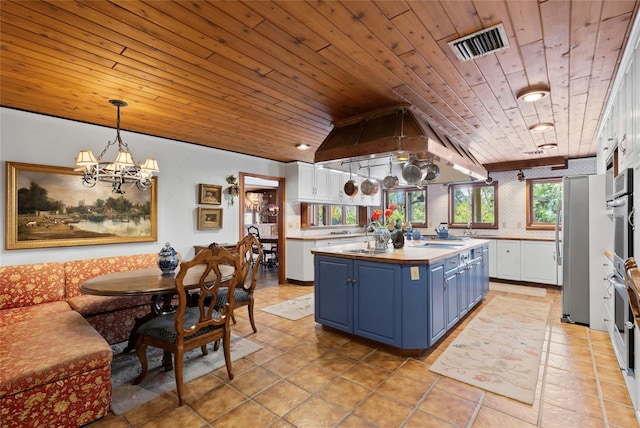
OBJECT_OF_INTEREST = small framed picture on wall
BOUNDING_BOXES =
[197,207,223,230]
[198,184,222,205]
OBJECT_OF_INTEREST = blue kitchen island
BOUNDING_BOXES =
[311,239,490,354]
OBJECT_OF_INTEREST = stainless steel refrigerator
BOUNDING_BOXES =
[556,174,608,326]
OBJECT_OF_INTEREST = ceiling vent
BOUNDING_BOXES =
[448,23,509,62]
[523,149,544,156]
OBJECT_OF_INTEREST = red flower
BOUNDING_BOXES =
[371,210,382,222]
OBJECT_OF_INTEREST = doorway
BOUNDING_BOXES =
[239,172,286,285]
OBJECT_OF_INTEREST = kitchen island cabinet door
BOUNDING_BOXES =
[445,267,460,329]
[429,262,447,345]
[353,261,402,347]
[481,245,490,295]
[314,256,353,333]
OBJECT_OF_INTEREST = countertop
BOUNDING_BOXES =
[310,238,490,265]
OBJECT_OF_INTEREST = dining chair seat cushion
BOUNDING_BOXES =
[215,287,250,308]
[137,307,223,344]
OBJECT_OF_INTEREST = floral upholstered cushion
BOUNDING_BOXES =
[67,294,150,315]
[0,310,112,398]
[64,253,158,299]
[0,301,71,327]
[0,262,66,310]
[85,304,151,345]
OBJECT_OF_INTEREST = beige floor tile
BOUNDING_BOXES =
[403,410,455,427]
[287,340,332,362]
[334,339,376,360]
[376,373,429,407]
[318,376,371,409]
[140,405,207,428]
[394,359,439,385]
[542,384,603,419]
[261,353,309,377]
[433,376,485,403]
[472,406,536,427]
[253,380,311,416]
[603,399,639,427]
[419,387,478,426]
[284,396,347,428]
[211,400,278,427]
[540,402,606,428]
[313,350,359,374]
[189,384,247,422]
[361,348,406,371]
[600,379,634,406]
[481,392,540,425]
[242,343,284,365]
[341,361,391,389]
[353,391,413,427]
[286,363,337,392]
[227,366,281,397]
[123,392,177,427]
[336,414,378,427]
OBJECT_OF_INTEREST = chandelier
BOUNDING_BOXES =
[74,100,159,194]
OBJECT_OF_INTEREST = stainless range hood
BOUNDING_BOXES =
[314,105,487,184]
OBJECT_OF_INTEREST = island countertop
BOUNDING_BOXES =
[310,238,490,265]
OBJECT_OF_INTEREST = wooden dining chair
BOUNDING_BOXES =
[133,247,241,405]
[247,225,276,266]
[215,234,263,333]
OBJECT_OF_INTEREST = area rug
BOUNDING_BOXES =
[489,282,547,297]
[429,296,551,404]
[261,293,314,320]
[109,334,261,415]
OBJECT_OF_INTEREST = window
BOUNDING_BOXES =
[449,181,498,229]
[526,177,562,230]
[386,188,427,227]
[301,203,359,227]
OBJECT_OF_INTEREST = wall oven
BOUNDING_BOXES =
[608,168,634,277]
[608,273,635,374]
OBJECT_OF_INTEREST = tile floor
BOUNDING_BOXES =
[89,281,639,427]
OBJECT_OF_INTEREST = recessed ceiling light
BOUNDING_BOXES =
[529,122,555,133]
[296,143,311,150]
[537,142,558,150]
[517,87,550,102]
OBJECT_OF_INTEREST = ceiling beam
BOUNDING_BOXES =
[483,156,569,172]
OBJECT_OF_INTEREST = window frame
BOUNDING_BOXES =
[384,187,428,228]
[448,181,499,229]
[526,177,562,230]
[300,203,364,228]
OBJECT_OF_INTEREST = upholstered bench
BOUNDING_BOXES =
[0,311,112,427]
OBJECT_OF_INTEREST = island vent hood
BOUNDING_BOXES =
[314,105,487,183]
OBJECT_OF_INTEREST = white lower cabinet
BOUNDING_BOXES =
[496,240,520,281]
[286,235,371,282]
[488,239,497,277]
[520,241,558,285]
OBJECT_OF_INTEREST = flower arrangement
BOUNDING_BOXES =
[371,204,403,230]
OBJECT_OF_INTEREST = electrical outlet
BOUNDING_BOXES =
[502,222,507,228]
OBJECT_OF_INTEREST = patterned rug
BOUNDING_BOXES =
[429,296,551,404]
[261,293,314,320]
[109,334,262,415]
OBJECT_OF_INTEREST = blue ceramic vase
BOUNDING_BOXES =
[158,242,179,275]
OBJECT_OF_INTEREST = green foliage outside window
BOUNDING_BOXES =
[450,182,497,227]
[527,178,562,229]
[387,189,426,226]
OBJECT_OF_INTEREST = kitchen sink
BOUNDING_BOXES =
[418,242,466,248]
[341,248,389,254]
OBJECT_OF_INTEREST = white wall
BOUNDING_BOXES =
[0,108,286,266]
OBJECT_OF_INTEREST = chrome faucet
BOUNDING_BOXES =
[365,223,374,249]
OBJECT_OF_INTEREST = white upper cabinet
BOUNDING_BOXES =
[287,162,329,202]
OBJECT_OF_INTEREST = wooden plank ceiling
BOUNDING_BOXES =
[1,0,638,170]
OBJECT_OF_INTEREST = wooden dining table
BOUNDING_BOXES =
[80,264,233,371]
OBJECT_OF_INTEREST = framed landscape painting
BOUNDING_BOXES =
[197,207,222,230]
[198,184,222,205]
[5,161,158,250]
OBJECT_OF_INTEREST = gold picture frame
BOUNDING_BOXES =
[197,207,223,230]
[198,184,222,205]
[5,161,158,250]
